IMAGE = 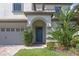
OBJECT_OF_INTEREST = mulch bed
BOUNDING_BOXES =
[53,48,79,56]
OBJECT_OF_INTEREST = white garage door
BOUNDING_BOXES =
[0,21,26,45]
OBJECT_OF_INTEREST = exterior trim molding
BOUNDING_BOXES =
[0,19,27,22]
[24,11,55,15]
[31,16,47,26]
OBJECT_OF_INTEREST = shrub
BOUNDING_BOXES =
[47,42,55,50]
[69,47,76,53]
[76,44,79,50]
[76,44,79,55]
[71,35,79,47]
[23,29,32,46]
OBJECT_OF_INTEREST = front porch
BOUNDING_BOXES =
[24,11,53,44]
[32,20,46,44]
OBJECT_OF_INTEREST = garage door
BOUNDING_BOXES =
[0,21,27,45]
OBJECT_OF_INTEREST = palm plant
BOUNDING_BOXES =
[49,9,79,49]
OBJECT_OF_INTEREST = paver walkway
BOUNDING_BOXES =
[0,45,46,56]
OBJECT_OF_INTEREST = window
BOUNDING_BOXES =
[13,3,22,11]
[33,3,44,11]
[16,28,20,32]
[36,4,42,11]
[55,6,61,14]
[11,28,15,32]
[44,5,54,11]
[6,28,10,32]
[1,28,5,32]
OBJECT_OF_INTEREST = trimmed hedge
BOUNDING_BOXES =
[23,29,32,46]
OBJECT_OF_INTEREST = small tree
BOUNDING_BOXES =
[49,9,79,49]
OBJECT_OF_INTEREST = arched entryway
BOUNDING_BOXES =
[32,20,46,44]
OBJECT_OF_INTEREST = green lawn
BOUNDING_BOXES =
[15,48,66,56]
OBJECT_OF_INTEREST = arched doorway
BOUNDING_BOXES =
[32,20,46,44]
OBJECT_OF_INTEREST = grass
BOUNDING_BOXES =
[15,48,66,56]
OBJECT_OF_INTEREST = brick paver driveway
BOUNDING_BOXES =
[0,45,46,56]
[0,45,25,56]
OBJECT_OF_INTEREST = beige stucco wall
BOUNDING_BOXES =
[44,4,71,11]
[0,3,72,20]
[0,3,28,20]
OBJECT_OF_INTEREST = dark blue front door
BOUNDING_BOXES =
[36,27,43,43]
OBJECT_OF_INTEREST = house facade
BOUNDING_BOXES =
[0,3,77,45]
